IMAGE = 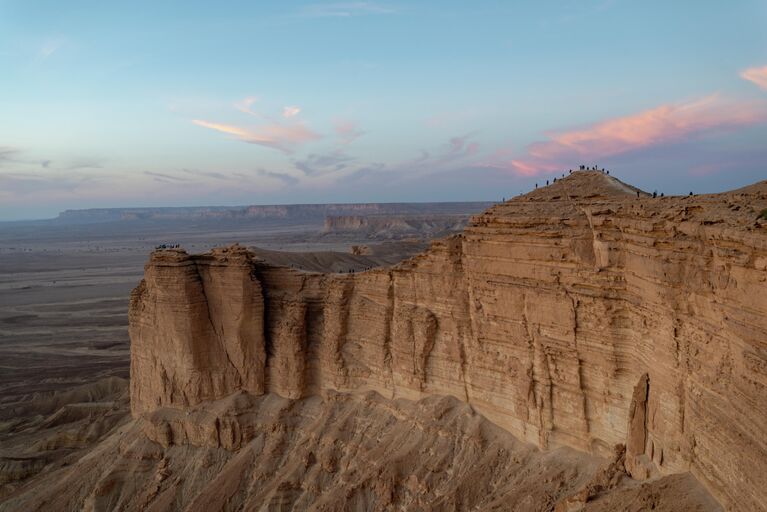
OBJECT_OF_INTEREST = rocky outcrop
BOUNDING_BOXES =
[129,172,767,511]
[624,373,650,479]
[129,248,266,412]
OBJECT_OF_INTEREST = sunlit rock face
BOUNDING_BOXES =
[130,172,767,511]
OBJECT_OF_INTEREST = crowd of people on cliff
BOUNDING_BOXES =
[526,165,693,199]
[533,165,609,189]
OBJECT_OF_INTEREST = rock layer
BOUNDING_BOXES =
[129,172,767,511]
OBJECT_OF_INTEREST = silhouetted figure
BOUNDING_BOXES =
[689,191,693,196]
[569,170,572,174]
[660,193,664,197]
[546,180,549,185]
[553,177,557,182]
[606,171,609,175]
[653,191,658,198]
[535,183,538,188]
[636,191,640,198]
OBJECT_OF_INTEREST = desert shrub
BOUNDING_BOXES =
[759,208,767,220]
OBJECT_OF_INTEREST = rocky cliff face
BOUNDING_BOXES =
[129,172,767,511]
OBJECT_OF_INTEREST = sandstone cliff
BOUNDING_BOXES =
[129,172,767,511]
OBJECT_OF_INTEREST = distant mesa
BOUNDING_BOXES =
[56,201,495,224]
[323,214,470,238]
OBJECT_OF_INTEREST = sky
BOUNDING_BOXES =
[1,0,766,220]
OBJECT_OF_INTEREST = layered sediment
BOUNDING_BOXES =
[129,172,767,511]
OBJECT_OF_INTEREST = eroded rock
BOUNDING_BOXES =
[127,172,767,511]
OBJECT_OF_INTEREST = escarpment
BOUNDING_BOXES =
[130,172,767,511]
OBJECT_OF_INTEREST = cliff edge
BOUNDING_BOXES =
[128,172,767,510]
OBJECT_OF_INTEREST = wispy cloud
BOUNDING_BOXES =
[0,147,103,172]
[334,119,366,144]
[484,95,767,175]
[300,2,395,17]
[234,96,262,117]
[145,171,190,183]
[447,134,480,157]
[65,159,104,171]
[293,150,354,176]
[182,169,230,180]
[257,169,300,186]
[195,97,319,152]
[0,147,20,166]
[282,105,301,118]
[192,119,321,153]
[343,134,483,187]
[741,65,767,91]
[36,38,66,62]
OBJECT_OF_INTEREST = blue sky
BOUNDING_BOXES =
[1,0,766,220]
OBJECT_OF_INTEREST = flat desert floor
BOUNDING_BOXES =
[0,216,433,405]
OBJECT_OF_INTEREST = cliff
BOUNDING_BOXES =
[129,172,767,511]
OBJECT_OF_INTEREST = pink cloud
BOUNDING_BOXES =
[334,119,365,144]
[234,96,261,117]
[741,65,767,91]
[486,95,767,175]
[479,147,559,176]
[283,106,301,118]
[192,119,321,153]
